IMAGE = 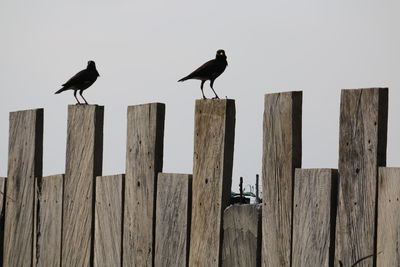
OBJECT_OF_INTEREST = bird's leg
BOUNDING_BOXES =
[200,80,207,99]
[80,90,89,105]
[210,80,220,99]
[74,90,81,105]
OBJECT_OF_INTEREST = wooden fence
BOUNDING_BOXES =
[0,87,398,267]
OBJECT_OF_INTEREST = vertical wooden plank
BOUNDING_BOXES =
[154,173,192,267]
[94,174,124,267]
[221,204,261,267]
[335,88,387,266]
[36,174,63,267]
[262,91,302,267]
[3,108,43,267]
[0,177,6,266]
[61,105,104,267]
[292,169,338,267]
[377,167,400,266]
[189,99,235,267]
[123,103,165,267]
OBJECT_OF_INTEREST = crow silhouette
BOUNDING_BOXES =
[178,50,227,99]
[55,60,100,104]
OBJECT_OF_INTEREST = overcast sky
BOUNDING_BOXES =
[1,1,399,191]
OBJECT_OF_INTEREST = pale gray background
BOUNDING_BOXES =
[1,1,399,192]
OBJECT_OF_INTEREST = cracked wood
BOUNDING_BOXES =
[154,173,192,267]
[61,105,104,267]
[94,174,124,267]
[262,92,302,267]
[377,167,400,266]
[292,169,338,267]
[222,204,261,267]
[335,88,387,266]
[123,103,165,267]
[3,108,43,267]
[35,174,63,267]
[189,99,235,267]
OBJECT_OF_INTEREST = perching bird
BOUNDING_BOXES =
[178,49,227,99]
[55,60,100,104]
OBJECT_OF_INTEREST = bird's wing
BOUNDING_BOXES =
[186,59,225,79]
[62,69,90,87]
[191,59,217,76]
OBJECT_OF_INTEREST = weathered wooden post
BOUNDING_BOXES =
[3,108,43,267]
[35,174,63,267]
[221,204,261,267]
[189,99,235,267]
[154,173,192,267]
[94,174,124,267]
[61,105,104,267]
[262,91,302,267]
[335,88,387,266]
[123,103,165,267]
[292,168,338,266]
[376,167,400,266]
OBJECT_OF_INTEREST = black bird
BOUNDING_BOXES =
[55,60,100,104]
[178,49,227,99]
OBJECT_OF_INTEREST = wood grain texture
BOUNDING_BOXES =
[154,173,192,267]
[335,88,387,267]
[222,204,261,267]
[61,105,104,267]
[292,169,338,267]
[3,108,43,267]
[123,103,165,267]
[0,177,6,266]
[262,92,302,267]
[189,99,235,267]
[94,174,124,267]
[377,167,400,266]
[35,174,63,267]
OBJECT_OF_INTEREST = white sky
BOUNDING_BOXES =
[1,1,400,191]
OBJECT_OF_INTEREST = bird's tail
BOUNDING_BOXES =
[55,87,67,94]
[178,76,189,82]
